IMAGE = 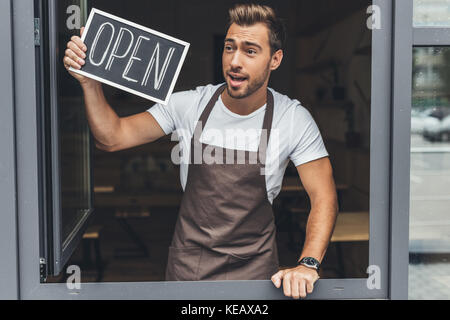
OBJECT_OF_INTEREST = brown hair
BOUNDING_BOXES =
[228,3,286,54]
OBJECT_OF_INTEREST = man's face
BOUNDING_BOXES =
[222,22,274,99]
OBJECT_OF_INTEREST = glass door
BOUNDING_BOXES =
[37,0,93,278]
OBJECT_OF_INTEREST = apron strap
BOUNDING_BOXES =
[257,89,274,164]
[194,84,227,135]
[192,84,274,165]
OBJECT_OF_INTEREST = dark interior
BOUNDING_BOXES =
[48,0,372,283]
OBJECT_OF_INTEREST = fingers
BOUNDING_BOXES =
[271,270,285,288]
[65,48,85,70]
[299,279,307,298]
[63,54,82,70]
[282,273,291,297]
[68,41,86,59]
[80,26,85,36]
[291,276,300,299]
[306,280,314,295]
[70,35,87,52]
[273,267,319,299]
[291,276,306,299]
[64,33,87,71]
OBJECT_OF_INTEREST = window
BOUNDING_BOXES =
[40,0,373,283]
[20,0,390,299]
[413,0,450,27]
[409,46,450,300]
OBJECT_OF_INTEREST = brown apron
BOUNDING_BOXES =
[165,84,279,281]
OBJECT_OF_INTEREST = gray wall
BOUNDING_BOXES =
[0,0,19,300]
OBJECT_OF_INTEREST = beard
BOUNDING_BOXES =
[224,63,271,99]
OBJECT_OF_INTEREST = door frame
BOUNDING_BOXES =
[389,0,413,300]
[5,0,416,299]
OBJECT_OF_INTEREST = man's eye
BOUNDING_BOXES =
[248,49,256,55]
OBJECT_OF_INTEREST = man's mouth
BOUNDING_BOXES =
[228,73,247,87]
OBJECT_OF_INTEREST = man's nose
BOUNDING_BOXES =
[230,51,243,69]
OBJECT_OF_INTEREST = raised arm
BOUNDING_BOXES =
[63,27,166,152]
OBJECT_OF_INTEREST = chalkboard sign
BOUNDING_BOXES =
[70,8,190,105]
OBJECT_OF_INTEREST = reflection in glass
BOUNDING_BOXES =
[409,47,450,299]
[413,0,450,27]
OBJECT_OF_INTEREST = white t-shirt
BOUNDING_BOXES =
[147,83,329,203]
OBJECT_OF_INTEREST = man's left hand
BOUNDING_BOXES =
[271,265,320,299]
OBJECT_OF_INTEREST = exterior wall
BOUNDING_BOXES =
[0,0,19,300]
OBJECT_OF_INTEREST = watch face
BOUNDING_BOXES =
[300,257,320,269]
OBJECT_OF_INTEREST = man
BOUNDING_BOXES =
[63,3,338,299]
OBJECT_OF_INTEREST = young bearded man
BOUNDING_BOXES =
[63,3,338,299]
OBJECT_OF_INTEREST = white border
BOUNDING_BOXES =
[70,8,190,105]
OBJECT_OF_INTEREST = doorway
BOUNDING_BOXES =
[41,0,372,284]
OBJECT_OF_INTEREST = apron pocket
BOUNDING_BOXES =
[227,251,278,280]
[166,246,202,281]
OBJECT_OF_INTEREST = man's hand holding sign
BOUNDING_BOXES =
[63,9,186,151]
[63,4,338,299]
[64,27,90,84]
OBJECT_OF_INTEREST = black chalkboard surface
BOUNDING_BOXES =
[70,8,190,105]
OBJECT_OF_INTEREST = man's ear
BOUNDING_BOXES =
[270,49,283,71]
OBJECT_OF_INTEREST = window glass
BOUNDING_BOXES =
[40,0,94,278]
[409,47,450,299]
[413,0,450,27]
[48,0,372,283]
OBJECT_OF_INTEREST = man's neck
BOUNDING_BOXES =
[221,85,268,116]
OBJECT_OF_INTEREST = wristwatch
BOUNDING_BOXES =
[297,257,321,271]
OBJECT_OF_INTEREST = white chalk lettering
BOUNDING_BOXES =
[122,35,151,83]
[89,22,115,66]
[105,27,135,71]
[141,43,175,90]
